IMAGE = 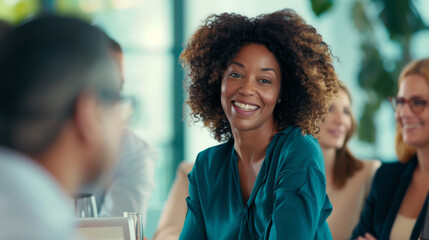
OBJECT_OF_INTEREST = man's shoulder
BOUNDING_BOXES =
[0,197,75,240]
[122,129,155,152]
[119,129,158,163]
[0,149,76,240]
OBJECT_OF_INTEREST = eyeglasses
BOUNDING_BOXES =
[96,89,138,123]
[388,96,429,114]
[115,95,138,123]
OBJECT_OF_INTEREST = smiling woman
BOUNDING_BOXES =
[179,9,340,240]
[316,85,380,240]
[352,59,429,240]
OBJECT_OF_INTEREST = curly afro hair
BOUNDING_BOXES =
[181,9,340,142]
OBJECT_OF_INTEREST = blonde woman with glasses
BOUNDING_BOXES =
[352,58,429,240]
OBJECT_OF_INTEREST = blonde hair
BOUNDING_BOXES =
[395,59,429,162]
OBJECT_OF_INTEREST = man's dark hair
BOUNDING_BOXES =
[0,16,120,154]
[108,36,122,53]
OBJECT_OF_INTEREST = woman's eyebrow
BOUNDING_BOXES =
[230,61,245,68]
[230,61,276,75]
[261,68,276,75]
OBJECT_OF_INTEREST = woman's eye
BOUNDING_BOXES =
[344,109,351,115]
[412,99,426,106]
[260,79,272,84]
[229,73,242,78]
[328,105,334,112]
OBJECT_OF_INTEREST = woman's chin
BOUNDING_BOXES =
[320,138,345,150]
[229,120,261,132]
[403,137,429,148]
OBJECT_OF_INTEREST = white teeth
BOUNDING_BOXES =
[403,123,421,129]
[233,101,258,111]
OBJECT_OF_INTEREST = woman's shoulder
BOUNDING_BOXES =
[193,141,233,172]
[196,141,232,160]
[277,126,321,153]
[377,160,408,175]
[275,126,324,170]
[357,159,406,175]
[349,159,381,190]
[358,159,381,176]
[367,160,409,189]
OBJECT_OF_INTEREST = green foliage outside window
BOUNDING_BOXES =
[310,0,429,143]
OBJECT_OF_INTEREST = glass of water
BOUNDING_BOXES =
[124,211,143,240]
[74,193,98,218]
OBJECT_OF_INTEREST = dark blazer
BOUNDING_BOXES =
[352,156,429,240]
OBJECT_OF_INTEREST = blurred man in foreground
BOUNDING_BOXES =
[0,16,124,239]
[82,36,157,224]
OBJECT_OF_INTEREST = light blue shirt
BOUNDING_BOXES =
[82,129,157,224]
[0,147,79,240]
[179,126,333,239]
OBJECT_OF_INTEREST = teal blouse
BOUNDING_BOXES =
[179,126,333,240]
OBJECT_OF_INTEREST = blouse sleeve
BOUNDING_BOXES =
[265,166,332,239]
[263,138,332,240]
[178,166,207,240]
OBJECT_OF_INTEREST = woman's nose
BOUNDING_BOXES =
[331,110,345,125]
[238,78,256,96]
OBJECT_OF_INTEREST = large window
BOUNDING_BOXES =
[89,0,176,204]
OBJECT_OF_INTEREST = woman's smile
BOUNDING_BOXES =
[232,100,260,115]
[327,128,345,138]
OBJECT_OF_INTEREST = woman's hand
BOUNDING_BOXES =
[356,233,377,240]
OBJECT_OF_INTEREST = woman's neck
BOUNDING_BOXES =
[231,120,278,164]
[417,144,429,177]
[321,146,336,185]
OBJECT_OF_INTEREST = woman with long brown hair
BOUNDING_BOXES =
[317,85,380,240]
[353,58,429,240]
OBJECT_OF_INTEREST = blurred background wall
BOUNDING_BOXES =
[1,0,429,237]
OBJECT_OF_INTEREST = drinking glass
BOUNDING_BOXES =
[124,211,143,240]
[74,193,98,218]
